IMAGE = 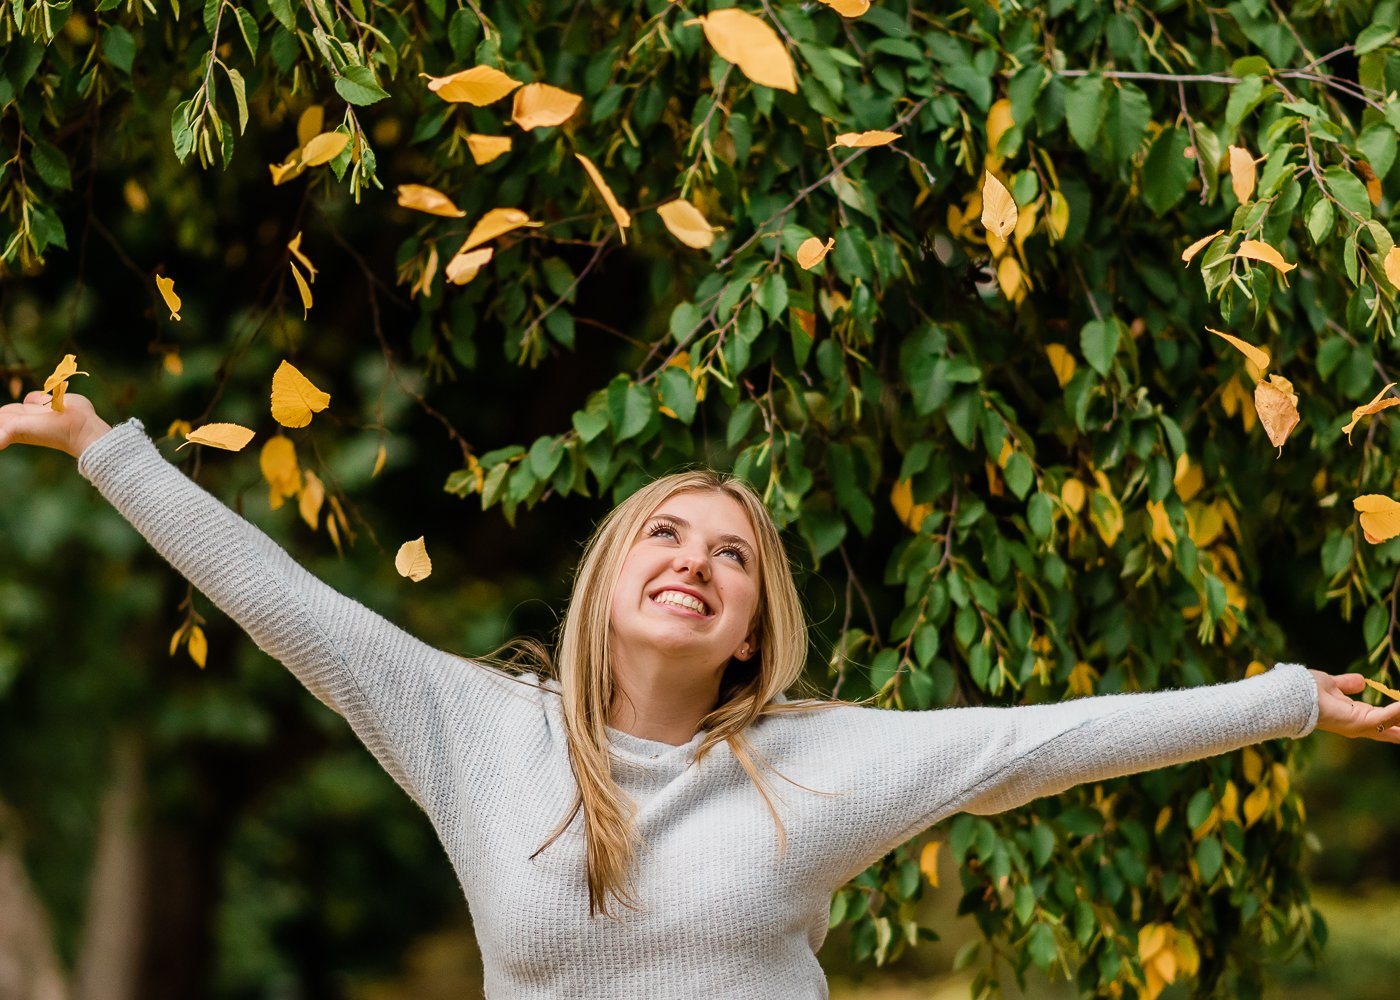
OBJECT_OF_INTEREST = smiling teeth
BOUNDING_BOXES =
[653,591,710,614]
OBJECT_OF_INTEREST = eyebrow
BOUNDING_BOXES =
[646,513,756,557]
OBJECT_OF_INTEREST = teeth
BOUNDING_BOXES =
[652,590,710,614]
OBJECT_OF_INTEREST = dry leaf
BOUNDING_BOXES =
[980,171,1017,241]
[410,244,440,299]
[461,207,541,251]
[830,130,901,148]
[467,134,513,165]
[287,231,317,281]
[445,246,494,285]
[1227,145,1256,203]
[1254,374,1300,450]
[1181,230,1224,265]
[657,198,721,249]
[271,359,331,428]
[817,0,870,15]
[1342,383,1400,442]
[575,153,632,241]
[1364,676,1400,700]
[396,184,467,218]
[186,625,208,669]
[1358,160,1383,206]
[796,236,835,269]
[918,840,941,888]
[269,157,305,186]
[1355,494,1400,544]
[395,536,433,581]
[696,9,798,93]
[511,83,583,130]
[1385,246,1400,288]
[290,262,313,318]
[156,274,182,321]
[1235,239,1297,276]
[301,132,349,167]
[299,468,325,530]
[260,435,302,511]
[425,65,522,105]
[43,353,89,414]
[1207,327,1270,376]
[178,422,256,451]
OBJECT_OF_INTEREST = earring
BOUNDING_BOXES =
[739,645,749,656]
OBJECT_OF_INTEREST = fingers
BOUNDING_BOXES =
[23,391,51,406]
[1335,672,1366,694]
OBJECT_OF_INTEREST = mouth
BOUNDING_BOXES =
[649,588,713,616]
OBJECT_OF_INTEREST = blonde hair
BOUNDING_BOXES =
[493,469,839,917]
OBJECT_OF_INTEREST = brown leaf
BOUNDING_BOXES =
[1206,327,1270,377]
[575,153,631,241]
[1181,230,1224,265]
[510,83,583,131]
[1342,382,1400,442]
[695,9,797,93]
[1227,145,1256,203]
[796,236,835,269]
[1254,374,1300,450]
[980,171,1017,241]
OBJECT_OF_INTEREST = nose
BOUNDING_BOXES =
[672,544,710,581]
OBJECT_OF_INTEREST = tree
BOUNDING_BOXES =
[4,0,1400,996]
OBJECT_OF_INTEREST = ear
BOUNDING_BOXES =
[734,630,760,661]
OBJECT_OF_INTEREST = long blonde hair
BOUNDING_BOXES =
[497,469,837,917]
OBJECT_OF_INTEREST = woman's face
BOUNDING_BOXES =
[608,489,762,673]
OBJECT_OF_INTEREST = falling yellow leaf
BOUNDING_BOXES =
[830,130,901,148]
[299,468,325,530]
[43,353,89,414]
[1254,374,1299,450]
[918,841,941,887]
[695,9,798,93]
[269,157,305,186]
[1228,145,1256,203]
[287,231,317,281]
[467,134,513,165]
[889,478,933,532]
[425,65,523,105]
[575,153,632,241]
[980,171,1017,241]
[395,536,433,581]
[177,422,256,451]
[1356,495,1400,544]
[1044,344,1076,388]
[296,105,324,148]
[1207,327,1270,377]
[1385,246,1400,288]
[1365,676,1400,700]
[657,198,722,249]
[510,82,583,130]
[1181,230,1224,265]
[156,274,182,321]
[187,625,208,669]
[260,435,302,511]
[301,131,350,167]
[461,207,542,252]
[1235,239,1297,276]
[445,245,494,285]
[396,183,467,218]
[271,359,331,428]
[796,236,835,269]
[1342,383,1400,442]
[817,0,870,15]
[290,263,313,318]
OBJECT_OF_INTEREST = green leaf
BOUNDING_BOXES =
[1358,122,1397,180]
[268,0,296,30]
[1064,75,1106,151]
[1079,319,1121,376]
[234,7,260,56]
[572,408,609,443]
[223,66,249,134]
[1195,835,1223,883]
[1026,923,1058,971]
[1324,166,1371,220]
[658,366,698,424]
[608,379,654,441]
[1357,22,1397,56]
[30,141,71,190]
[1004,451,1034,499]
[1140,126,1192,216]
[1102,83,1150,163]
[1306,196,1334,244]
[335,65,389,106]
[102,25,136,74]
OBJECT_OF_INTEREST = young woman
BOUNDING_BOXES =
[3,390,1398,999]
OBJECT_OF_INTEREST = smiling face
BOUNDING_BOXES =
[607,489,762,676]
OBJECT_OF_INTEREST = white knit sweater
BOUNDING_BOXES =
[78,419,1319,999]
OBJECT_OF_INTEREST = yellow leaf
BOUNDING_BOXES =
[300,468,325,530]
[1364,676,1400,700]
[985,99,1014,155]
[410,244,439,299]
[1227,144,1256,203]
[1254,374,1300,450]
[889,478,933,532]
[271,359,331,428]
[1243,783,1271,828]
[395,536,433,581]
[269,157,305,186]
[996,254,1024,301]
[166,419,192,440]
[396,184,467,218]
[817,0,870,15]
[1242,746,1264,783]
[467,134,513,165]
[156,273,182,321]
[425,65,523,105]
[1235,239,1296,277]
[1060,478,1087,513]
[575,153,631,241]
[372,442,387,477]
[980,171,1017,241]
[187,625,207,669]
[42,353,89,414]
[260,435,302,511]
[510,82,583,130]
[1047,190,1069,242]
[1342,382,1400,442]
[461,207,542,252]
[1139,923,1169,963]
[1147,500,1176,548]
[1174,454,1203,502]
[1386,246,1400,288]
[1206,327,1270,378]
[445,245,494,285]
[301,131,349,167]
[296,105,324,148]
[830,130,901,148]
[290,262,314,319]
[169,625,184,657]
[327,509,341,552]
[178,422,256,451]
[695,9,798,93]
[657,198,721,249]
[1181,230,1224,265]
[918,841,941,888]
[796,236,835,269]
[287,231,317,281]
[1354,494,1400,543]
[163,350,184,377]
[1068,661,1098,696]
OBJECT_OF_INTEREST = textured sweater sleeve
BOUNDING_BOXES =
[77,418,527,809]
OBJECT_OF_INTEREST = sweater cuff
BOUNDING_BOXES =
[77,417,150,480]
[1269,662,1318,738]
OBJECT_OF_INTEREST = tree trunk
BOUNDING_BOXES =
[0,803,69,1000]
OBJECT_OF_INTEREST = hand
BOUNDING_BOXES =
[1311,670,1400,742]
[0,391,112,459]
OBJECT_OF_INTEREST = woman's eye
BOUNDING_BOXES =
[649,524,677,539]
[719,547,747,565]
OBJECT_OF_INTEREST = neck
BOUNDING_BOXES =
[608,649,723,745]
